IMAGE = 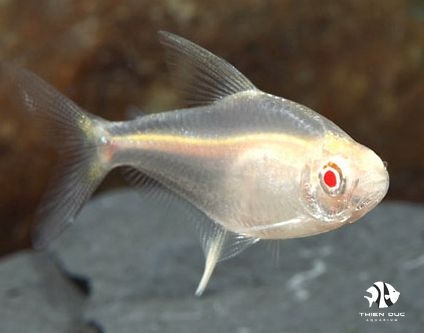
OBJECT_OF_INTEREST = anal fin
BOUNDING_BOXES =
[195,221,259,296]
[121,167,259,296]
[195,228,226,296]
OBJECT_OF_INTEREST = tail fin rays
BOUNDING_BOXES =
[1,63,111,249]
[33,147,108,249]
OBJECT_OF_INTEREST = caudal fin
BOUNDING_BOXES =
[1,63,112,249]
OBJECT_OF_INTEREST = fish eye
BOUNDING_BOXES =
[319,162,345,196]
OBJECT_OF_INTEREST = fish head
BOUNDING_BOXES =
[300,133,389,226]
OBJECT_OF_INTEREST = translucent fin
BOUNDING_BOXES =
[121,167,259,296]
[158,31,257,106]
[121,167,165,200]
[195,228,226,297]
[0,63,111,249]
[195,221,259,296]
[125,105,146,119]
[265,240,281,266]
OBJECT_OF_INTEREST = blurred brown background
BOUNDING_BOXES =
[0,0,422,256]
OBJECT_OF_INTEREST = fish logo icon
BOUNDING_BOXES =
[364,281,400,308]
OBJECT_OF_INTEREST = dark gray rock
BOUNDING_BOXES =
[1,189,422,332]
[0,251,88,333]
[49,189,424,333]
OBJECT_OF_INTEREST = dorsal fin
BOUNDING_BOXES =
[158,31,257,106]
[125,105,146,120]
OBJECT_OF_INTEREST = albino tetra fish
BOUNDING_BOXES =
[2,32,389,296]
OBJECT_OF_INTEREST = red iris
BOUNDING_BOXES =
[323,169,337,188]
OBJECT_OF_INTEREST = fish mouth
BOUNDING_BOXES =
[351,147,389,215]
[351,178,389,217]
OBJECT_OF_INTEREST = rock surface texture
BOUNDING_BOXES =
[0,190,423,332]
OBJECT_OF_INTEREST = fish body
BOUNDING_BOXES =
[106,91,386,240]
[2,31,389,295]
